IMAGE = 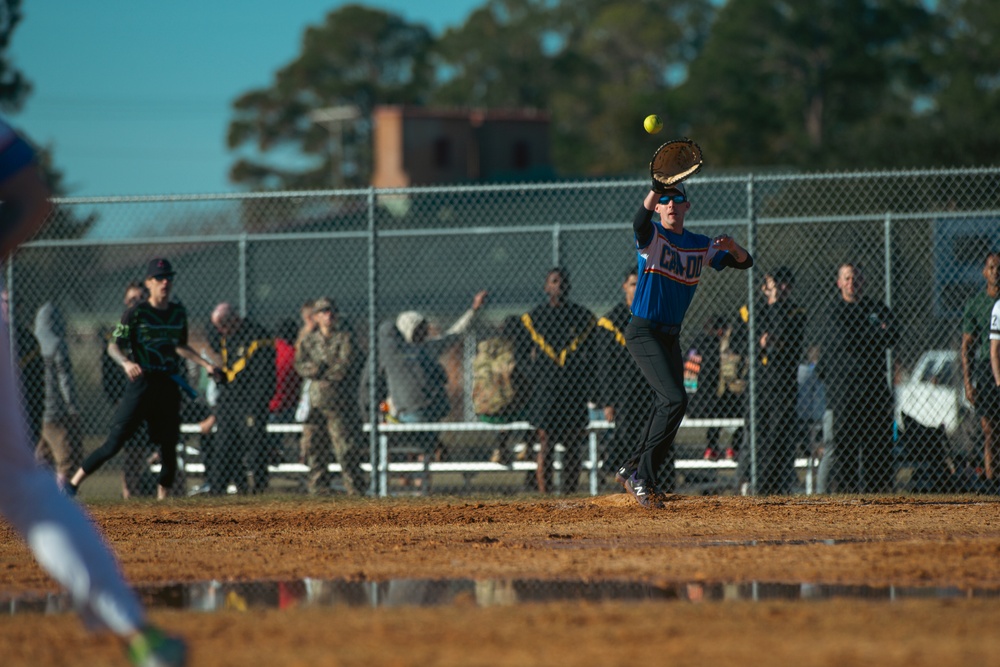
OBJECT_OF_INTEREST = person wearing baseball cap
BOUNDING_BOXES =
[616,178,753,508]
[145,257,175,279]
[295,295,367,495]
[68,258,223,501]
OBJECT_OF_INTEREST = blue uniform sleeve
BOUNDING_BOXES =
[0,125,36,182]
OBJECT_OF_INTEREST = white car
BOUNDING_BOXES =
[895,350,970,436]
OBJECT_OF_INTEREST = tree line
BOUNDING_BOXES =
[226,0,1000,191]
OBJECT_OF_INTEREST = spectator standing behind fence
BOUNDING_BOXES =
[0,118,187,666]
[294,297,365,495]
[476,315,530,465]
[686,315,735,461]
[32,302,83,489]
[374,290,487,486]
[797,344,828,463]
[268,318,303,465]
[206,302,275,495]
[67,258,223,501]
[514,268,605,494]
[752,268,806,494]
[597,267,662,488]
[1,288,43,447]
[270,318,303,423]
[816,263,898,494]
[617,183,753,508]
[961,251,1000,481]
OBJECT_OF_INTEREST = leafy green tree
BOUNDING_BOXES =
[676,0,933,169]
[227,4,434,190]
[429,0,712,176]
[0,0,29,113]
[911,0,1000,166]
[430,0,554,109]
[545,0,713,175]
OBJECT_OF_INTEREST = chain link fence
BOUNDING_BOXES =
[8,168,1000,499]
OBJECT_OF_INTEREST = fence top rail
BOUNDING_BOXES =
[47,166,1000,207]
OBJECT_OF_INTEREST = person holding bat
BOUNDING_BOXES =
[67,258,223,500]
[617,140,754,508]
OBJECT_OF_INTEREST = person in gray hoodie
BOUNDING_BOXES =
[33,302,83,487]
[380,290,488,424]
[367,291,487,488]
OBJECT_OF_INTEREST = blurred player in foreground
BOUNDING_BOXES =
[0,118,187,666]
[617,182,753,507]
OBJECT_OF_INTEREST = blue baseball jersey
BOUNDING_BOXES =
[631,220,727,326]
[0,118,36,181]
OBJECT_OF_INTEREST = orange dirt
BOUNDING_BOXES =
[2,494,1000,666]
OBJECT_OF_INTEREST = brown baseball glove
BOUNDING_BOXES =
[650,139,703,193]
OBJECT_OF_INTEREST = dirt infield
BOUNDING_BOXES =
[3,493,1000,666]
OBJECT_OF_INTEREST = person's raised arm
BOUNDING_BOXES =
[633,191,658,247]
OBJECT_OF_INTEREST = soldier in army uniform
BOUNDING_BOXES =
[294,297,365,495]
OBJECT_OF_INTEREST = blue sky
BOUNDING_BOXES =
[9,1,483,198]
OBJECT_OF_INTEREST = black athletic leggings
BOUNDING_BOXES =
[624,318,687,488]
[82,373,181,488]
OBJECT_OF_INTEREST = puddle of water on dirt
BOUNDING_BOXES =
[4,578,999,615]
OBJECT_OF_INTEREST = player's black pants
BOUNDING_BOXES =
[625,318,686,491]
[82,373,181,488]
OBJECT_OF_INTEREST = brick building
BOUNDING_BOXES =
[371,106,553,188]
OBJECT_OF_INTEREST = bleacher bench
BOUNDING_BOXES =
[169,417,827,497]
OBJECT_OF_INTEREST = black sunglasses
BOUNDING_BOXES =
[658,194,687,205]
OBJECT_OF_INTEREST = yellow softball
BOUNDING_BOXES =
[643,114,663,134]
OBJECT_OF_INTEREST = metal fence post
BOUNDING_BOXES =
[745,175,758,495]
[884,211,894,396]
[366,187,383,497]
[552,223,561,267]
[238,234,248,317]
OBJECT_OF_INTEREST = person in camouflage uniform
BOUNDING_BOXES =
[294,297,364,495]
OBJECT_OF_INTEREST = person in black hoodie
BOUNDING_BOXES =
[206,302,276,494]
[816,263,897,493]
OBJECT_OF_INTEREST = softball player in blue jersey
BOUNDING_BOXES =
[617,182,753,508]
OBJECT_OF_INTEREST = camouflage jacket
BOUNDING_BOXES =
[294,328,353,411]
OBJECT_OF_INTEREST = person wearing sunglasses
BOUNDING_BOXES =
[616,182,753,508]
[67,258,223,500]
